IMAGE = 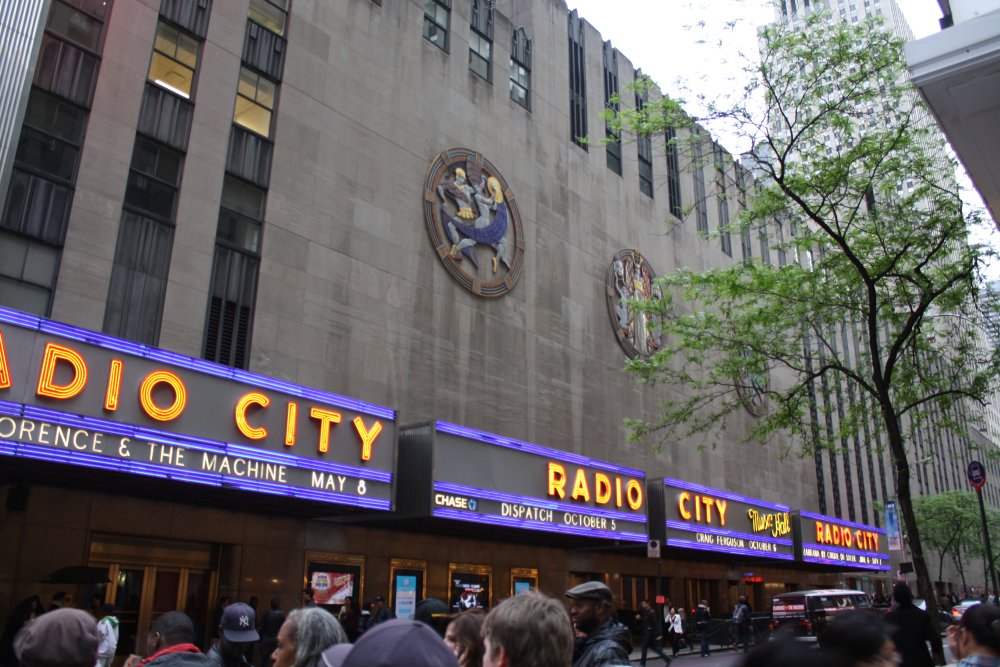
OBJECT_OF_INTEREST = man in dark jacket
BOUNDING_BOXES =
[139,612,212,667]
[884,582,944,667]
[637,600,671,666]
[694,601,711,657]
[206,603,259,667]
[564,582,631,667]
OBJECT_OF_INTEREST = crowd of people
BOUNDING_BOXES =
[4,579,1000,667]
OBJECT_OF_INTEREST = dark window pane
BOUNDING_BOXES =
[124,172,177,221]
[24,89,87,144]
[62,0,109,19]
[47,0,103,51]
[16,127,78,181]
[220,176,265,219]
[104,212,174,344]
[131,138,182,184]
[203,247,258,368]
[1,170,72,244]
[216,209,261,253]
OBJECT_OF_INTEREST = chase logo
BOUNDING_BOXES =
[435,493,477,511]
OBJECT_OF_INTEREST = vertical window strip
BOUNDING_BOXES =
[665,126,682,218]
[568,10,587,149]
[469,0,493,82]
[603,42,621,174]
[635,71,652,197]
[692,140,707,233]
[509,27,531,109]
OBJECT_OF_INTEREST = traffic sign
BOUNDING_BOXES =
[968,460,987,491]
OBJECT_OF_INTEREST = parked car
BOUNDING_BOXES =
[770,589,874,637]
[951,600,981,622]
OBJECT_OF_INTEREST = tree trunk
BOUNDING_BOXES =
[882,405,944,660]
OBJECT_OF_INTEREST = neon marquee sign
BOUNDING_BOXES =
[0,307,395,510]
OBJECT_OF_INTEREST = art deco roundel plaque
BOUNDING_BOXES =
[423,148,524,297]
[605,249,662,359]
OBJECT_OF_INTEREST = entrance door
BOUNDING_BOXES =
[90,535,218,658]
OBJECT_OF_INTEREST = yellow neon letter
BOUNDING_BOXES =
[104,359,123,411]
[352,417,382,462]
[547,463,566,499]
[285,401,298,447]
[678,491,692,520]
[0,330,10,390]
[36,343,88,400]
[139,370,187,421]
[310,407,342,453]
[595,473,611,505]
[626,479,643,511]
[571,469,590,502]
[716,499,727,526]
[234,392,270,440]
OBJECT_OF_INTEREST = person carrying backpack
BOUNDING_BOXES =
[731,596,751,653]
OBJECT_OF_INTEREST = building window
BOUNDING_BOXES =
[719,198,732,256]
[249,0,288,35]
[234,67,276,138]
[509,27,531,110]
[759,229,771,265]
[692,140,708,233]
[148,20,199,99]
[123,137,182,222]
[204,247,258,368]
[635,71,652,198]
[424,0,450,51]
[741,225,752,262]
[103,211,174,345]
[776,220,787,266]
[568,10,587,150]
[665,126,682,219]
[46,0,105,52]
[469,0,493,82]
[603,42,621,175]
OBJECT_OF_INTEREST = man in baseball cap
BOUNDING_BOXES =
[207,602,259,667]
[564,582,633,667]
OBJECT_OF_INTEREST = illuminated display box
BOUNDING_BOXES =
[794,510,891,571]
[649,477,795,560]
[0,307,395,510]
[397,421,647,541]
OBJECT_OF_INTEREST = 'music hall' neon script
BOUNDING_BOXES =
[0,307,394,510]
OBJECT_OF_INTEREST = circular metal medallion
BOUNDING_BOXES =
[735,348,769,417]
[605,250,662,359]
[423,148,524,297]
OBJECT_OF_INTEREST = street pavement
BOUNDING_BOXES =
[629,646,746,667]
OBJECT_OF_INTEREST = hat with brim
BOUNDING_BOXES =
[565,581,613,605]
[321,643,353,667]
[220,602,260,642]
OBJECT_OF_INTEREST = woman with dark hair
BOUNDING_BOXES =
[443,609,486,667]
[947,602,1000,666]
[818,610,898,667]
[0,595,42,667]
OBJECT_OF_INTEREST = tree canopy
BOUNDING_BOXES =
[607,10,1000,629]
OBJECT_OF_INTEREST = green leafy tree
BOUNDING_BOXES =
[913,492,980,590]
[608,11,1000,632]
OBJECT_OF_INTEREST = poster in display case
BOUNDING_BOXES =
[390,559,427,620]
[305,552,364,607]
[511,568,538,596]
[449,563,492,611]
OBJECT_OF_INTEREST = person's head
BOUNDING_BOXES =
[482,592,573,667]
[14,608,98,667]
[891,582,913,606]
[90,594,103,610]
[819,611,896,667]
[99,603,115,619]
[414,598,451,637]
[741,635,839,667]
[738,595,747,605]
[147,611,196,655]
[374,596,385,609]
[340,618,458,667]
[302,588,314,605]
[564,582,613,635]
[271,596,282,610]
[444,609,486,667]
[50,592,66,607]
[273,607,348,667]
[218,602,260,658]
[639,600,650,612]
[951,601,1000,659]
